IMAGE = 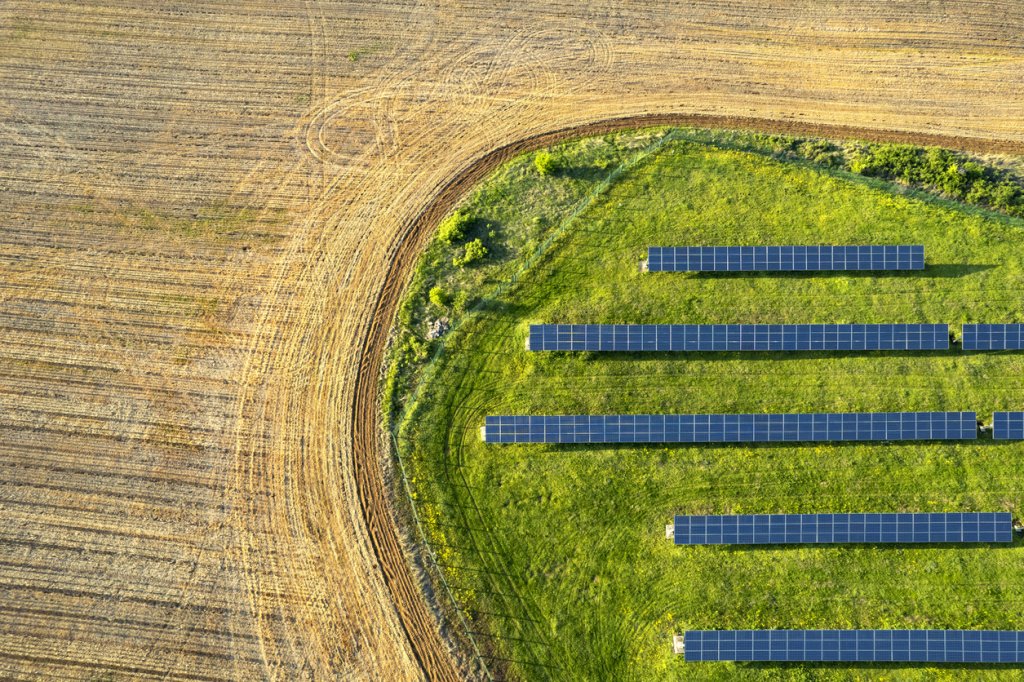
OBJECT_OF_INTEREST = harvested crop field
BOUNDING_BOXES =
[1,2,1023,680]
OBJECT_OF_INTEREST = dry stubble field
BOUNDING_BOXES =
[1,2,1024,680]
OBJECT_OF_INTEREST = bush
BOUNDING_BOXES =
[402,335,428,362]
[428,285,449,308]
[990,181,1023,215]
[437,210,471,245]
[451,290,471,313]
[797,139,843,167]
[846,143,1024,216]
[849,144,921,180]
[452,238,488,267]
[534,150,557,176]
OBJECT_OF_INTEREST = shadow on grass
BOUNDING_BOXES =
[482,654,560,672]
[661,263,997,279]
[553,164,616,182]
[471,297,534,317]
[739,661,1023,671]
[530,437,1012,452]
[923,264,997,278]
[564,349,959,362]
[717,541,1020,553]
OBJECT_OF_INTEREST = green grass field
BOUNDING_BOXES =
[390,129,1024,681]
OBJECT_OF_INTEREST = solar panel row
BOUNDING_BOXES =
[647,246,925,272]
[482,413,978,444]
[993,412,1024,440]
[683,630,1024,663]
[962,324,1024,351]
[528,324,949,352]
[673,513,1013,545]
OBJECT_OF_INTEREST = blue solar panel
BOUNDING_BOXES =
[962,324,1024,351]
[482,413,978,444]
[528,324,949,352]
[993,412,1024,440]
[673,513,1013,545]
[647,245,925,272]
[683,630,1024,663]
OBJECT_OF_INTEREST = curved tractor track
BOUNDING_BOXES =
[2,2,1024,681]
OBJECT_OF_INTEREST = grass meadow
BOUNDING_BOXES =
[389,129,1024,681]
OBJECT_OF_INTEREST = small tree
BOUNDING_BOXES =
[428,285,449,308]
[453,238,488,267]
[534,150,556,176]
[437,210,471,245]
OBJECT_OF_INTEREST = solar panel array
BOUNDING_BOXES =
[962,324,1024,351]
[993,412,1024,440]
[647,245,925,272]
[528,324,949,352]
[673,513,1012,545]
[683,630,1024,663]
[482,412,978,444]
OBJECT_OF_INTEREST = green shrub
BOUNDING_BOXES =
[989,181,1023,215]
[437,210,471,245]
[451,290,471,313]
[452,238,488,267]
[402,335,428,362]
[428,285,449,308]
[534,150,557,176]
[797,139,843,167]
[846,142,1024,216]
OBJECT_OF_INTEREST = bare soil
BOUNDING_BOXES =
[2,2,1023,680]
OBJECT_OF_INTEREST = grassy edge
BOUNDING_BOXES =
[380,128,681,677]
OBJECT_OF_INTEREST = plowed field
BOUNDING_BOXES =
[1,2,1023,680]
